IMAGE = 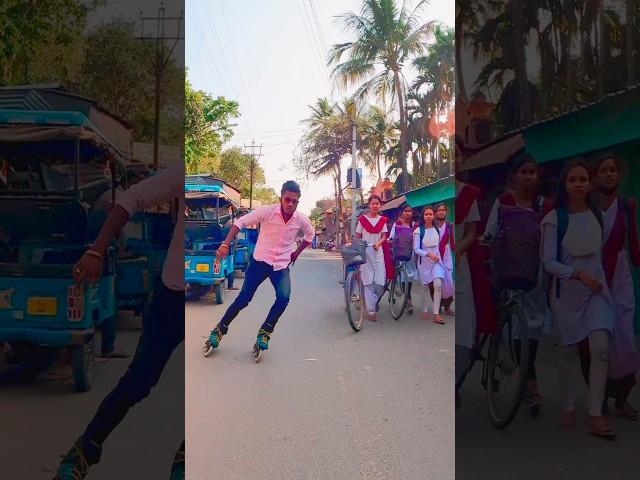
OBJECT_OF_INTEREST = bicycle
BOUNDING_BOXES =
[341,240,413,331]
[469,287,530,429]
[375,260,411,320]
[340,242,367,332]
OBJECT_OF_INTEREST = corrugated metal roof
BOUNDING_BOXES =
[0,89,50,110]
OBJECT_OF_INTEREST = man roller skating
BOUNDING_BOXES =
[203,180,314,361]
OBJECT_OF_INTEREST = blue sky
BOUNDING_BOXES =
[185,0,454,214]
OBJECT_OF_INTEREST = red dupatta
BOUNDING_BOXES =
[457,182,497,334]
[359,215,388,234]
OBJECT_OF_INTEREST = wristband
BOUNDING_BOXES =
[219,244,230,250]
[85,249,105,262]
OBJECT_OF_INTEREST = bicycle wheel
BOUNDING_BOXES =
[486,301,529,429]
[344,268,365,332]
[389,266,409,320]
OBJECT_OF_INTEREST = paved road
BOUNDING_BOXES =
[1,314,184,479]
[186,248,454,480]
[456,337,640,480]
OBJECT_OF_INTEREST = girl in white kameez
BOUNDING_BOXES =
[541,160,616,439]
[355,195,388,321]
[414,207,447,324]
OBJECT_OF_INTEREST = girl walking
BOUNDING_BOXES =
[355,195,388,321]
[414,207,451,324]
[541,160,616,439]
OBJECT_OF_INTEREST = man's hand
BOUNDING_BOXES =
[72,251,104,287]
[216,243,230,260]
[289,250,301,267]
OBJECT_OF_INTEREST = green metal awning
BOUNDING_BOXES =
[406,176,454,208]
[523,88,640,163]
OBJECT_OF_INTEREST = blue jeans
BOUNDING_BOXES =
[218,258,291,334]
[81,283,184,459]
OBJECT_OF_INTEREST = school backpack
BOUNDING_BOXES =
[392,221,415,261]
[491,197,545,292]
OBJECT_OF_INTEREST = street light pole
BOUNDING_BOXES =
[243,140,263,210]
[350,122,358,241]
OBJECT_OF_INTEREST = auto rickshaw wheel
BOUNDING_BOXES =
[185,284,210,301]
[214,284,225,304]
[71,341,93,393]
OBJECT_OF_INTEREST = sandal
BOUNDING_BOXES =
[614,402,639,421]
[433,314,445,325]
[588,416,617,440]
[406,301,414,315]
[368,313,378,322]
[422,312,430,321]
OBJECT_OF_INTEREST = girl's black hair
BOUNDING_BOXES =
[507,153,539,188]
[591,150,621,174]
[395,203,414,224]
[557,159,602,224]
[419,206,435,226]
[368,194,382,205]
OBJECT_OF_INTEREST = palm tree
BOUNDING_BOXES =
[411,24,454,179]
[329,0,435,193]
[360,106,398,181]
[296,98,366,243]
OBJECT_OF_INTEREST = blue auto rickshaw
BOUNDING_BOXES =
[234,227,258,273]
[114,165,172,317]
[185,184,237,303]
[0,109,124,392]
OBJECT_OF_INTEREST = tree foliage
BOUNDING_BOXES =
[185,78,239,174]
[0,0,101,85]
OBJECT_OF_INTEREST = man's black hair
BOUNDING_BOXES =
[281,180,301,195]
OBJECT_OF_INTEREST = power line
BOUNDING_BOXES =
[302,0,329,77]
[192,1,240,102]
[204,1,256,132]
[296,0,328,80]
[307,0,328,56]
[233,129,303,139]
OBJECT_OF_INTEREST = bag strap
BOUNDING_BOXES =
[556,206,569,298]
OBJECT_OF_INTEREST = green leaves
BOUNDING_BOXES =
[185,78,239,174]
[0,0,95,84]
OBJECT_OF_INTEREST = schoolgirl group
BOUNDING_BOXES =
[354,194,455,324]
[455,133,640,441]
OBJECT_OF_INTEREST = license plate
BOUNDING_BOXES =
[27,297,58,316]
[196,263,210,273]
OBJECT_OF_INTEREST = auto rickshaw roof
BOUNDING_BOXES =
[185,185,239,208]
[0,109,126,166]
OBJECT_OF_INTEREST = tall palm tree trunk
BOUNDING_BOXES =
[511,0,531,124]
[455,16,467,104]
[394,69,408,192]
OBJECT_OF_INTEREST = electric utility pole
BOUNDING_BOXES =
[137,2,183,170]
[243,140,263,210]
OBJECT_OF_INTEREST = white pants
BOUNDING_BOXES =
[425,278,442,314]
[562,330,609,416]
[364,284,384,315]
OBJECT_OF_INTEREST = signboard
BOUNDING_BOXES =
[346,167,362,189]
